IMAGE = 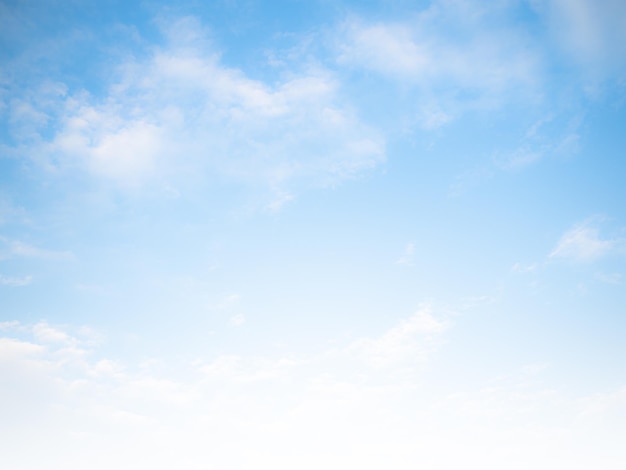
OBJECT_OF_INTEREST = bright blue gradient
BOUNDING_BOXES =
[1,1,626,468]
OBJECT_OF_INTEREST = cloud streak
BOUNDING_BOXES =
[0,237,73,261]
[0,274,32,286]
[550,222,620,262]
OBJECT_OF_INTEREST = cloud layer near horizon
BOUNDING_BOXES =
[2,315,625,470]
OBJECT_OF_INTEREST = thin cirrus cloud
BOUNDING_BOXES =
[334,3,540,126]
[337,20,536,89]
[333,0,626,136]
[7,17,385,198]
[0,236,73,261]
[550,222,620,262]
[493,114,582,171]
[0,274,32,286]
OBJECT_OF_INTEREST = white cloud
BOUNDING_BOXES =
[496,146,544,170]
[494,114,582,171]
[395,241,415,266]
[448,165,494,197]
[578,386,626,430]
[198,354,297,383]
[208,293,241,311]
[0,274,32,286]
[512,262,538,273]
[0,198,28,226]
[266,189,295,212]
[89,121,162,181]
[9,17,385,194]
[347,306,449,368]
[338,22,431,78]
[32,321,75,346]
[1,318,626,469]
[0,236,73,260]
[0,320,20,330]
[0,336,44,359]
[594,272,623,285]
[335,3,540,120]
[416,105,453,130]
[230,313,246,327]
[451,112,582,195]
[550,223,616,262]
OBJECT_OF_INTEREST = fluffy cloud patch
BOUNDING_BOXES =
[8,17,385,194]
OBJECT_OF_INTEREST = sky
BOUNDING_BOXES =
[1,0,626,468]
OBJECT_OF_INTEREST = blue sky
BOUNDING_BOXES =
[1,0,626,468]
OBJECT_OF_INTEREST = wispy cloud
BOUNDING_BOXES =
[494,114,582,171]
[335,2,540,124]
[395,241,415,266]
[0,236,73,260]
[511,262,538,273]
[229,313,246,327]
[346,306,450,369]
[0,274,32,286]
[6,17,385,197]
[450,110,583,197]
[0,198,30,226]
[594,272,623,285]
[208,293,241,311]
[550,222,619,262]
